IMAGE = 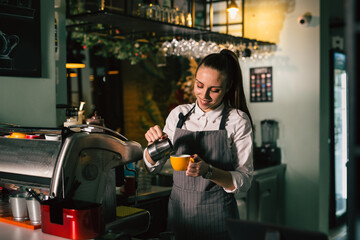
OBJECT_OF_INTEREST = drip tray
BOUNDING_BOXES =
[106,206,150,237]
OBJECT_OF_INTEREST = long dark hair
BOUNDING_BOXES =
[195,49,253,127]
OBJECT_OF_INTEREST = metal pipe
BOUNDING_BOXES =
[242,0,245,37]
[226,0,229,34]
[210,0,213,31]
[192,0,195,27]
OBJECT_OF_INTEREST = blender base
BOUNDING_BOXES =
[254,147,281,170]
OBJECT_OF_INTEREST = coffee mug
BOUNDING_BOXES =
[170,154,193,171]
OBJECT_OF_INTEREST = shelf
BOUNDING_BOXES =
[67,11,274,45]
[68,11,201,35]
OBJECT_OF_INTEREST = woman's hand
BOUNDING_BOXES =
[186,154,209,177]
[145,125,167,145]
[144,125,168,165]
[185,154,235,190]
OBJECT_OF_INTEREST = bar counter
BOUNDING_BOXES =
[0,222,64,240]
[0,185,172,240]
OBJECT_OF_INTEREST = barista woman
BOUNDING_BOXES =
[143,49,253,240]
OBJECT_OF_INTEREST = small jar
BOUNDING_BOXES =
[86,112,105,126]
[64,117,78,127]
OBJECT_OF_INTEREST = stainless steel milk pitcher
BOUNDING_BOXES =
[147,138,173,162]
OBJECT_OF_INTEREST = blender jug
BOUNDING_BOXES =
[261,120,279,147]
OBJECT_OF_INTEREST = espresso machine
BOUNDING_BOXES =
[0,125,150,239]
[254,120,281,169]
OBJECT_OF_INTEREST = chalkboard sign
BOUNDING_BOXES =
[0,0,41,77]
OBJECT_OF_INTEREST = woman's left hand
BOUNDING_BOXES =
[186,154,209,177]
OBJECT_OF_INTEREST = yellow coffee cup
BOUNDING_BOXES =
[9,132,27,139]
[170,154,193,171]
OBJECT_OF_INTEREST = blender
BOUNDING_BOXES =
[254,120,281,169]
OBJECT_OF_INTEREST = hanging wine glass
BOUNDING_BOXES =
[251,42,259,61]
[170,37,179,56]
[257,44,266,61]
[198,39,207,58]
[246,42,254,61]
[161,40,172,56]
[241,42,252,62]
[269,44,277,57]
[188,38,198,59]
[229,41,237,53]
[208,41,220,55]
[177,39,186,56]
[260,44,270,59]
[236,42,245,61]
[185,40,191,57]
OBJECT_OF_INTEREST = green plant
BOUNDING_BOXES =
[70,28,158,65]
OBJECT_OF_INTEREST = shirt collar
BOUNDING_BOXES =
[194,102,225,122]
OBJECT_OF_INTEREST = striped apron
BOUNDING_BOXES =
[167,106,239,240]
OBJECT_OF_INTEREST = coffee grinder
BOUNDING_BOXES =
[254,119,281,169]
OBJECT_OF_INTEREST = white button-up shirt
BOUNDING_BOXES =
[144,102,253,194]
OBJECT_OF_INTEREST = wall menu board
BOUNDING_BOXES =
[250,67,273,102]
[0,0,41,77]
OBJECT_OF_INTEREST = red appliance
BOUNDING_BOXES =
[41,199,104,240]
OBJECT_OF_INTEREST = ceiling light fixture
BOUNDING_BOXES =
[66,63,86,69]
[227,0,239,19]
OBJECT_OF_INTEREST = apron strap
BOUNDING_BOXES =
[219,107,228,130]
[177,104,229,130]
[176,105,195,128]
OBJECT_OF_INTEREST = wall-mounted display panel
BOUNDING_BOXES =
[250,66,273,102]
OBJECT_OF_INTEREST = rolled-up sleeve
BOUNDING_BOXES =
[143,148,167,174]
[224,112,253,194]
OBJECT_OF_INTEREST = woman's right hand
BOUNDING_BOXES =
[145,125,167,145]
